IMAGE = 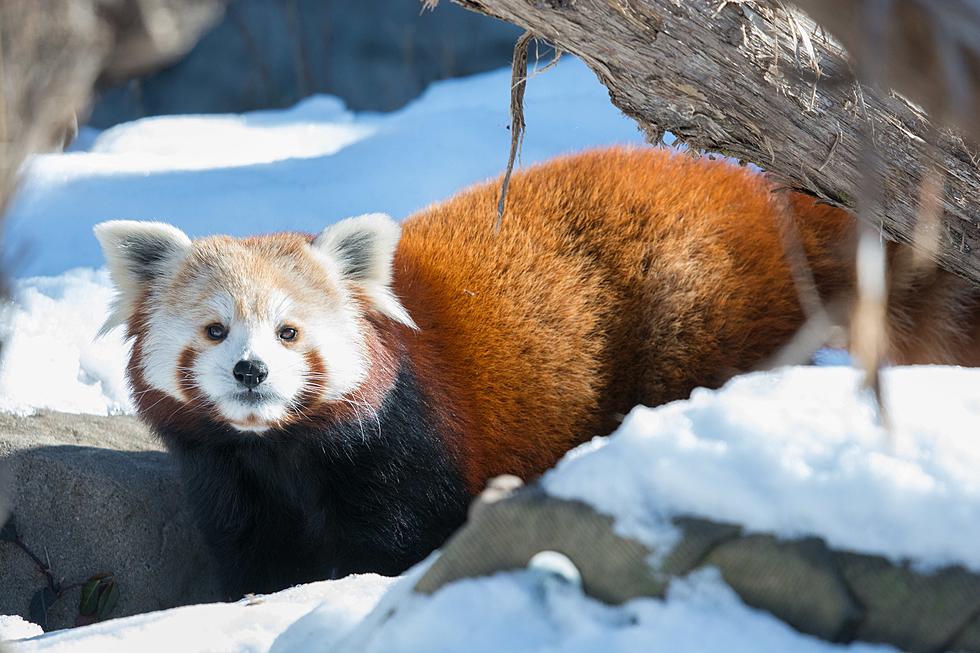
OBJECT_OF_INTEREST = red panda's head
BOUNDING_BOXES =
[94,215,415,433]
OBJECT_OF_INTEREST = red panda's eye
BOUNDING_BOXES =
[278,326,297,342]
[206,324,226,341]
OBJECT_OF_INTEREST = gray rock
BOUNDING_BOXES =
[412,488,980,653]
[703,535,861,641]
[0,412,219,631]
[836,552,980,653]
[88,0,523,128]
[952,615,980,653]
[415,487,666,604]
[659,516,741,577]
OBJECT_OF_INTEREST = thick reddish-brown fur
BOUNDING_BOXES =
[124,146,980,494]
[116,146,980,595]
[391,147,980,492]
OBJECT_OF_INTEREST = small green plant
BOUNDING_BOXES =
[76,573,119,626]
[0,514,119,630]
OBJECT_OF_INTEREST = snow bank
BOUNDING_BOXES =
[87,97,370,170]
[0,616,43,642]
[6,568,900,653]
[323,568,897,653]
[11,366,974,652]
[0,269,130,416]
[5,574,394,652]
[545,365,980,572]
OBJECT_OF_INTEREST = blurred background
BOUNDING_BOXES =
[87,0,520,128]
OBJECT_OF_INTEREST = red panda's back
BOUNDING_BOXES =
[393,147,855,490]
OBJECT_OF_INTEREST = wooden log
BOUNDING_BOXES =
[440,0,980,285]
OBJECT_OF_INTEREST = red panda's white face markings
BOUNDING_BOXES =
[94,214,415,433]
[180,287,324,430]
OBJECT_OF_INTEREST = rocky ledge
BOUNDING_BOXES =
[0,412,219,631]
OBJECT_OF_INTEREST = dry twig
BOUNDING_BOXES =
[496,31,532,230]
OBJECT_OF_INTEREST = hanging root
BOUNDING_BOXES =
[496,31,532,231]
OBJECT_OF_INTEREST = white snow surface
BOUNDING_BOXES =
[0,615,43,642]
[3,58,643,278]
[5,575,395,652]
[327,568,898,653]
[6,568,901,653]
[0,269,130,416]
[544,365,980,572]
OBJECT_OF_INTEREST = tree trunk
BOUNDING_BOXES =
[0,0,226,273]
[443,0,980,285]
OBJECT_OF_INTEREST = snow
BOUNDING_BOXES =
[0,615,43,642]
[0,269,129,416]
[544,365,980,573]
[5,568,900,653]
[325,568,897,653]
[5,574,395,652]
[86,98,371,170]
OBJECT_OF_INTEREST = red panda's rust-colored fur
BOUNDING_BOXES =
[392,147,980,492]
[108,146,980,595]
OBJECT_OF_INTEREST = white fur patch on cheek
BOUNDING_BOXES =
[195,341,239,402]
[140,312,198,401]
[306,310,369,400]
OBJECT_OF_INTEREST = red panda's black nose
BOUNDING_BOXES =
[233,359,268,389]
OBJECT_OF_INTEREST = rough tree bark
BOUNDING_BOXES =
[791,0,980,145]
[441,0,980,286]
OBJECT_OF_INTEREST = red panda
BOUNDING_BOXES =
[95,146,980,598]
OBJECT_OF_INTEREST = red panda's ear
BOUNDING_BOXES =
[93,220,192,335]
[312,213,417,330]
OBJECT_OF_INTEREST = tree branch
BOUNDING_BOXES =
[446,0,980,285]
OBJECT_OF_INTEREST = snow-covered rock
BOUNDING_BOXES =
[5,365,980,652]
[329,568,901,653]
[544,365,980,572]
